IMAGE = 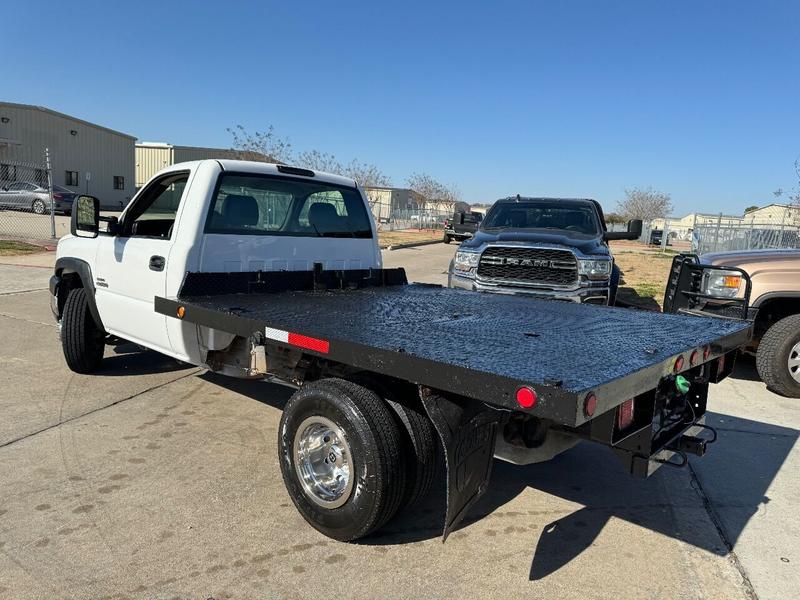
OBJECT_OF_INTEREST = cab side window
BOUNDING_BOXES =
[124,172,189,239]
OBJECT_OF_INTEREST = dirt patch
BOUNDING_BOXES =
[0,241,42,256]
[378,229,441,248]
[612,248,674,309]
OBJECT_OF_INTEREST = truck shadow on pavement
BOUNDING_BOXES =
[199,374,796,582]
[94,343,192,376]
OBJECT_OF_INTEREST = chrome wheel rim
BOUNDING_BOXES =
[789,342,800,384]
[33,200,45,214]
[293,416,354,508]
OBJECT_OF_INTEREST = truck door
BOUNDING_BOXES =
[93,171,189,354]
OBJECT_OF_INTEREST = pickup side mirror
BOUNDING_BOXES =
[70,195,100,238]
[604,219,643,241]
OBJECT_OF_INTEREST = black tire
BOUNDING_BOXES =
[756,314,800,398]
[32,199,47,214]
[61,288,105,373]
[386,399,437,509]
[443,234,452,244]
[278,378,407,541]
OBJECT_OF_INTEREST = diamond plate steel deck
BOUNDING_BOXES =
[156,272,751,426]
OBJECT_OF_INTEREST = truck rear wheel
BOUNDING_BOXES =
[61,287,105,373]
[387,399,437,509]
[756,314,800,398]
[278,378,407,541]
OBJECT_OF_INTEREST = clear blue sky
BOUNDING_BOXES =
[6,0,799,215]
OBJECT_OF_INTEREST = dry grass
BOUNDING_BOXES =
[378,229,442,248]
[0,241,42,256]
[611,244,675,309]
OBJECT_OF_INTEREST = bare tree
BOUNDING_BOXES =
[227,124,293,163]
[407,172,460,207]
[617,187,673,222]
[604,212,627,225]
[295,150,343,173]
[343,159,391,189]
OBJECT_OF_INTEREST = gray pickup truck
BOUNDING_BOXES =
[448,196,641,305]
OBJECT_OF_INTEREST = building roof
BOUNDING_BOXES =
[0,101,136,140]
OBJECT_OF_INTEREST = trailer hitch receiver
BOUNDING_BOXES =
[420,388,501,541]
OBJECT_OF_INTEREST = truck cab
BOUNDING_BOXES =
[447,196,641,305]
[51,160,381,366]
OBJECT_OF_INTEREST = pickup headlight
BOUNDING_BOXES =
[454,250,480,272]
[577,259,612,280]
[701,269,743,299]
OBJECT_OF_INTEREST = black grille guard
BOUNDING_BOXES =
[663,253,752,320]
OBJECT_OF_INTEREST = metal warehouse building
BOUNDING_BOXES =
[0,102,135,209]
[136,143,272,189]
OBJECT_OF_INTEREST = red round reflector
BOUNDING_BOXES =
[690,350,700,366]
[516,386,537,409]
[584,393,597,417]
[674,355,685,372]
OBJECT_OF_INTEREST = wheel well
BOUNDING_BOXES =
[754,297,800,339]
[55,270,84,318]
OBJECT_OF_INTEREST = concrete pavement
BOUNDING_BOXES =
[0,246,797,599]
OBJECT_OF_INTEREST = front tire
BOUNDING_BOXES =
[443,233,452,244]
[32,199,47,214]
[279,378,407,541]
[756,314,800,398]
[61,288,105,373]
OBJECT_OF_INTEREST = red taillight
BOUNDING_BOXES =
[690,350,700,366]
[617,398,635,430]
[516,386,537,409]
[674,355,685,372]
[584,393,597,417]
[53,193,62,200]
[703,346,711,360]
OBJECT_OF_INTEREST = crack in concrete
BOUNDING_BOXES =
[0,370,200,451]
[714,426,798,438]
[0,311,56,327]
[688,462,759,600]
[0,288,47,296]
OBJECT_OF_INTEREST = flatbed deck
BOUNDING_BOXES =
[155,269,751,427]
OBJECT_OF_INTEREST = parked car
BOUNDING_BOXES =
[664,248,800,397]
[0,182,76,214]
[649,229,663,245]
[442,210,482,243]
[447,196,641,305]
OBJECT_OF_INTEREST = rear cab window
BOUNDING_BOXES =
[204,173,373,238]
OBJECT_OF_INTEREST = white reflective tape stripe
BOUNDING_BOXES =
[264,327,289,343]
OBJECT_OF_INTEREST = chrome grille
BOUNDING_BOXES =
[477,246,578,287]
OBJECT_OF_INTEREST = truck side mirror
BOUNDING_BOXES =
[71,195,100,238]
[628,219,643,237]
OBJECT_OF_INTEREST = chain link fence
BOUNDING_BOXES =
[368,199,451,231]
[0,151,60,242]
[693,221,800,254]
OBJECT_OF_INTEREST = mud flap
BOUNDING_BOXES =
[419,388,502,541]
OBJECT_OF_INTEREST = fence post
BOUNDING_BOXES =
[713,213,722,252]
[661,219,669,252]
[45,147,56,239]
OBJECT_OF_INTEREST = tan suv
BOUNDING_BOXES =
[666,249,800,397]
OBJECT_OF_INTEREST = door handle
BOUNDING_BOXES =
[149,255,165,272]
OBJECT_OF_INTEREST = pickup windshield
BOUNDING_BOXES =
[205,173,372,238]
[481,201,600,236]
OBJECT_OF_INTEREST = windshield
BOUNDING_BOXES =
[205,173,373,238]
[482,201,601,235]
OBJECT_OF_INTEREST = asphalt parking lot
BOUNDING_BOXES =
[0,243,797,599]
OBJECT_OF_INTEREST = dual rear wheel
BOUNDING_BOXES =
[279,378,437,541]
